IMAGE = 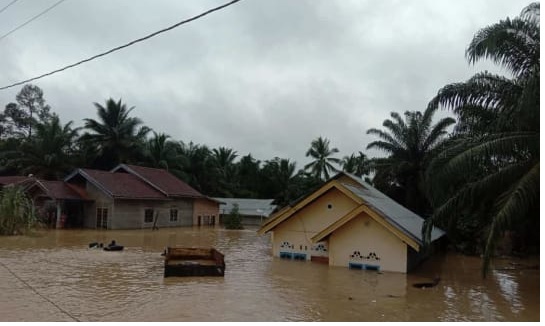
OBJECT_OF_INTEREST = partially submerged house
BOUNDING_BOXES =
[257,172,445,273]
[0,164,220,230]
[213,197,277,226]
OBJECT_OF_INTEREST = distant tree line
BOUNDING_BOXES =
[0,3,538,275]
[0,88,370,208]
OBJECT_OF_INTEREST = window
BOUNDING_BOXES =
[96,207,108,229]
[170,208,178,222]
[144,208,154,223]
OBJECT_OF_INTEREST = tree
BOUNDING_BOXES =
[261,157,298,206]
[304,136,341,180]
[224,203,243,230]
[341,151,370,178]
[143,132,182,172]
[177,141,214,193]
[2,115,79,179]
[81,98,150,169]
[210,147,238,197]
[236,154,261,198]
[423,2,540,276]
[366,107,455,215]
[2,84,52,139]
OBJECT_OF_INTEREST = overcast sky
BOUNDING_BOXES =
[0,0,530,167]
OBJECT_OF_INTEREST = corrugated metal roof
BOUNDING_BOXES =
[341,180,444,244]
[214,197,277,217]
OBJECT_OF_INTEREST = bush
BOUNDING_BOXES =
[0,186,37,235]
[224,203,244,230]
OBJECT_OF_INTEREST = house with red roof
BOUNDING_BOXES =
[0,164,220,229]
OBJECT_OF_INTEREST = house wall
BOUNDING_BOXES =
[83,182,113,229]
[112,198,193,229]
[329,213,408,273]
[271,188,358,260]
[193,198,220,226]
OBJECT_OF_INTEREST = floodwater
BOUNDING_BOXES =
[0,227,539,322]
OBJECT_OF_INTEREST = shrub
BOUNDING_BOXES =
[0,186,37,235]
[224,203,244,230]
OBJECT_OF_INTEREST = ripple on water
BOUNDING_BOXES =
[0,228,539,322]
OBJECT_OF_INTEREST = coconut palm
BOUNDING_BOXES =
[81,98,150,169]
[3,115,79,179]
[261,157,298,206]
[304,136,341,180]
[177,141,214,193]
[143,132,182,171]
[341,151,370,178]
[423,3,540,276]
[366,107,456,214]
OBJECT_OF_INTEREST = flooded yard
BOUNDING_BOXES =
[0,227,539,322]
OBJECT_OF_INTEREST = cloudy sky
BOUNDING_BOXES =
[0,0,530,167]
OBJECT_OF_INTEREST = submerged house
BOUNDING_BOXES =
[213,197,277,226]
[0,164,220,229]
[257,172,445,273]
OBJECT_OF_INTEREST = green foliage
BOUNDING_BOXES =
[0,186,37,235]
[366,106,455,215]
[2,115,80,179]
[224,203,243,230]
[1,84,52,139]
[424,2,540,276]
[304,136,341,180]
[341,152,370,178]
[81,98,150,169]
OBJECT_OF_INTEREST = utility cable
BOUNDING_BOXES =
[0,259,81,322]
[0,0,20,16]
[0,0,66,42]
[0,0,242,91]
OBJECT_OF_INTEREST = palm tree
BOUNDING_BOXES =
[211,147,238,196]
[423,3,540,276]
[143,132,182,171]
[341,151,370,178]
[81,98,150,169]
[236,154,261,197]
[261,157,298,206]
[177,141,214,193]
[366,107,455,214]
[3,115,79,179]
[304,136,341,180]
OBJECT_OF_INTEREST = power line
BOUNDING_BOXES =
[0,0,20,16]
[0,0,243,91]
[0,259,81,322]
[0,0,66,42]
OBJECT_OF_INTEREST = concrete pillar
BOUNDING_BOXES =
[55,201,62,229]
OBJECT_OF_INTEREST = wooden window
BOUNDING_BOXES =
[144,208,154,223]
[170,208,178,222]
[96,207,108,229]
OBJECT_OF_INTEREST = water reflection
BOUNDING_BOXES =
[0,227,539,322]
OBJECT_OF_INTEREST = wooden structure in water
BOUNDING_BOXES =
[164,247,225,277]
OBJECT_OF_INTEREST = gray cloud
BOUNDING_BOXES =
[0,0,530,167]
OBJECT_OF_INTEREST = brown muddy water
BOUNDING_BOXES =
[0,227,539,322]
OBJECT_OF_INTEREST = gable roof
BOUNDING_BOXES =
[213,198,277,217]
[258,172,445,250]
[0,176,31,186]
[112,164,203,198]
[28,180,91,201]
[65,168,168,200]
[257,179,363,234]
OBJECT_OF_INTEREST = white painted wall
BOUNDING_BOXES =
[329,213,407,273]
[272,188,358,260]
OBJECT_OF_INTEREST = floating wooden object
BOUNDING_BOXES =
[164,247,225,277]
